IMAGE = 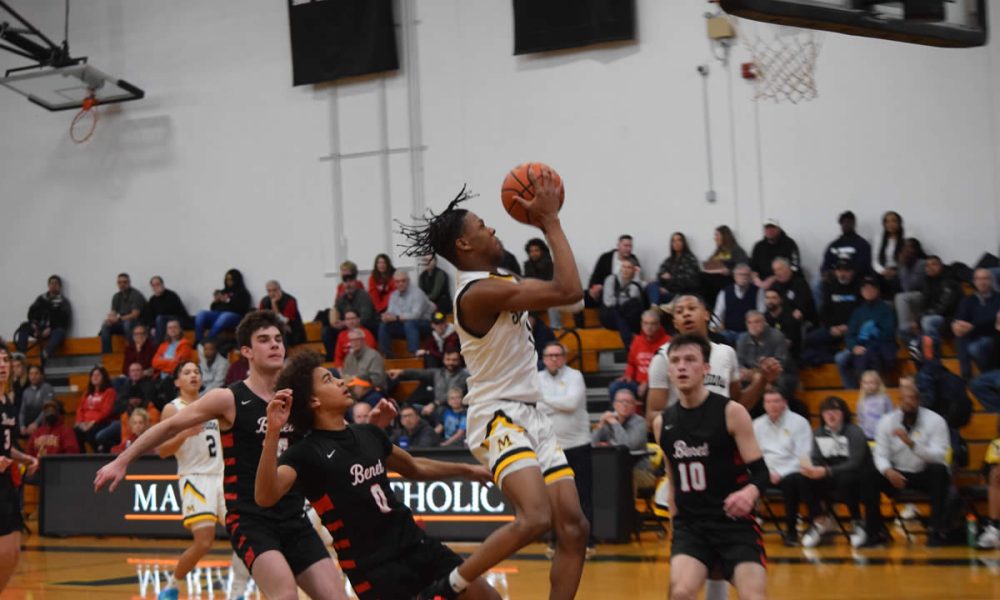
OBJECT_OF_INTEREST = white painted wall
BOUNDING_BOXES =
[1,0,997,337]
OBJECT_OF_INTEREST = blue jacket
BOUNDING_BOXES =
[956,293,1000,338]
[845,300,897,348]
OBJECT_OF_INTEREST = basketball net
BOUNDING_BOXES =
[728,16,822,104]
[70,91,99,143]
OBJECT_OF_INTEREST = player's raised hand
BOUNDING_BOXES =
[369,398,399,429]
[267,388,293,431]
[94,458,127,493]
[514,165,563,228]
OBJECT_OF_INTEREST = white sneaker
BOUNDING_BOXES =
[850,521,867,549]
[899,503,919,520]
[978,524,1000,549]
[802,517,836,548]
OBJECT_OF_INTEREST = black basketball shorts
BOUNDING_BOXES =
[226,512,329,575]
[670,517,767,581]
[348,534,463,599]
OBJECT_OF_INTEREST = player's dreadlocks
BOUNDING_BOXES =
[396,185,477,265]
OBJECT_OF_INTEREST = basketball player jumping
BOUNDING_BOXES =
[656,333,768,600]
[255,351,501,599]
[155,361,251,600]
[96,311,394,600]
[398,168,589,600]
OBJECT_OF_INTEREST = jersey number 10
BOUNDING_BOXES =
[677,462,707,492]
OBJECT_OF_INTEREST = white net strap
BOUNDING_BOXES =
[728,17,822,104]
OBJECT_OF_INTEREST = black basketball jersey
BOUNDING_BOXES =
[0,394,19,507]
[279,424,423,574]
[222,381,305,522]
[660,392,750,522]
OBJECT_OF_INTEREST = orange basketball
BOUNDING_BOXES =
[500,162,565,225]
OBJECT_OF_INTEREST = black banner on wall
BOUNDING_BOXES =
[288,0,399,86]
[513,0,636,55]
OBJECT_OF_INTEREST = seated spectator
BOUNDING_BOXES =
[19,364,56,437]
[970,310,1000,417]
[198,339,228,391]
[610,309,669,401]
[151,319,193,378]
[225,355,249,386]
[599,256,646,348]
[856,370,893,440]
[417,312,460,369]
[528,312,556,369]
[433,387,468,447]
[803,259,860,365]
[122,323,156,378]
[819,210,872,284]
[9,354,28,408]
[111,408,152,454]
[350,402,372,425]
[800,396,888,548]
[259,280,305,346]
[348,376,386,408]
[118,362,158,411]
[977,437,1000,548]
[750,219,801,289]
[26,399,79,456]
[387,350,469,418]
[391,404,441,449]
[145,276,192,345]
[874,376,953,546]
[896,255,961,343]
[713,263,763,345]
[753,386,818,546]
[738,311,798,397]
[322,261,378,360]
[648,232,701,306]
[333,310,377,368]
[342,329,386,389]
[872,211,905,295]
[896,237,928,297]
[524,238,564,327]
[368,253,397,314]
[770,257,818,325]
[194,268,252,345]
[378,271,435,357]
[952,268,1000,379]
[835,276,898,389]
[100,273,147,354]
[764,289,803,361]
[701,225,750,303]
[74,366,116,452]
[592,388,656,492]
[99,386,162,451]
[587,234,640,307]
[911,336,972,431]
[14,275,71,362]
[418,255,452,314]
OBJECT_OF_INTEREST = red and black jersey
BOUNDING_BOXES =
[279,424,423,576]
[1,393,19,508]
[222,381,305,522]
[660,392,750,522]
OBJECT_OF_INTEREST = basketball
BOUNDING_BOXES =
[500,162,565,225]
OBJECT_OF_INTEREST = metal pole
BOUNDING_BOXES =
[698,64,717,203]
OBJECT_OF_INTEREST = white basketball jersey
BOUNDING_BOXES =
[170,398,223,477]
[454,271,544,405]
[646,341,740,406]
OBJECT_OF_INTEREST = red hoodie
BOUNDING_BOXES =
[625,328,670,382]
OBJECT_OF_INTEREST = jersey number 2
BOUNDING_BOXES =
[370,484,392,514]
[206,435,217,458]
[677,462,706,492]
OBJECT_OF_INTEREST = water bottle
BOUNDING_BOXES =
[967,513,978,547]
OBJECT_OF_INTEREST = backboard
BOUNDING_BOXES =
[719,0,988,48]
[0,63,144,112]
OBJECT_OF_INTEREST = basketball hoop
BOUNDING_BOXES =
[728,16,822,104]
[70,91,98,143]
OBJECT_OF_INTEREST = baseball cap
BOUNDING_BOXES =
[347,377,372,388]
[763,218,781,228]
[860,275,879,288]
[431,312,446,324]
[834,258,854,270]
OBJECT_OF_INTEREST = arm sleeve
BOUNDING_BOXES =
[873,417,892,474]
[714,293,726,326]
[542,370,586,413]
[93,390,117,423]
[872,232,885,274]
[624,343,638,380]
[623,416,649,452]
[602,275,617,307]
[792,417,814,458]
[62,426,80,453]
[647,351,669,390]
[913,414,950,465]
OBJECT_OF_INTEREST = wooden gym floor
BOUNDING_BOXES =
[5,529,999,600]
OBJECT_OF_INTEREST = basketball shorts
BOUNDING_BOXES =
[180,474,225,530]
[226,512,329,575]
[670,517,767,581]
[0,483,23,536]
[348,534,463,599]
[467,400,572,488]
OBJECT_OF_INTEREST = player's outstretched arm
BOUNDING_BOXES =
[255,389,298,507]
[155,403,202,459]
[94,388,234,493]
[387,446,492,484]
[723,401,765,518]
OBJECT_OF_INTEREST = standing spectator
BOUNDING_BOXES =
[835,276,897,389]
[18,364,56,437]
[737,311,798,397]
[14,275,71,362]
[433,387,468,448]
[74,366,116,452]
[25,399,79,457]
[599,257,646,348]
[193,269,251,345]
[856,370,893,440]
[873,376,953,546]
[323,263,377,360]
[753,386,817,546]
[332,310,377,368]
[897,256,961,342]
[259,280,306,346]
[951,268,1000,379]
[592,388,657,493]
[537,341,596,556]
[151,319,193,378]
[342,329,386,389]
[610,309,669,402]
[713,263,763,345]
[122,323,156,377]
[872,211,905,295]
[387,350,469,417]
[701,225,750,302]
[144,276,191,345]
[649,232,701,306]
[819,211,872,281]
[587,235,640,306]
[99,273,147,354]
[418,255,452,314]
[378,271,435,357]
[770,258,818,325]
[524,238,563,327]
[750,219,801,289]
[763,289,803,361]
[803,259,860,366]
[391,405,441,449]
[198,339,228,391]
[368,253,397,314]
[416,312,460,369]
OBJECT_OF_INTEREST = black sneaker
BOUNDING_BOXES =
[418,576,459,600]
